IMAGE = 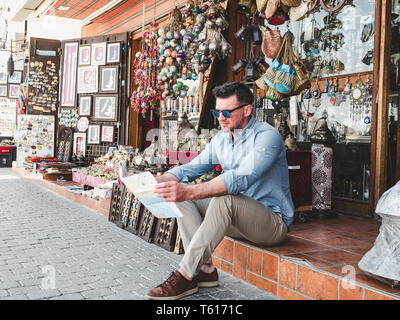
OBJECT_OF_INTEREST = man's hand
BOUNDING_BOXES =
[154,181,190,202]
[154,176,228,203]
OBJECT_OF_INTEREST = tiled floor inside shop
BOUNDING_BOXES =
[213,213,400,300]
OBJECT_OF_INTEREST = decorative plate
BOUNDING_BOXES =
[350,77,367,106]
[77,117,89,132]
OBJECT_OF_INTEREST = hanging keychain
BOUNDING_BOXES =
[311,78,321,111]
[327,78,337,105]
[363,75,372,124]
[343,76,352,95]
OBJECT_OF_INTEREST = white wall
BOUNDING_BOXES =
[27,16,82,41]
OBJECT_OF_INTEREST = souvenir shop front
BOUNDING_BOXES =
[9,0,399,299]
[126,0,399,220]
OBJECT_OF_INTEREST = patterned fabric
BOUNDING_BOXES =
[312,144,333,210]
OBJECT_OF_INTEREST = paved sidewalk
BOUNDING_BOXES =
[0,168,279,300]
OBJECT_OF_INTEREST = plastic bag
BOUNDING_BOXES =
[358,215,400,282]
[358,181,400,283]
[375,180,400,217]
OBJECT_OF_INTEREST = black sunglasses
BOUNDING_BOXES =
[211,104,248,118]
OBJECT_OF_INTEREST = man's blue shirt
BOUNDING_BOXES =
[167,117,295,229]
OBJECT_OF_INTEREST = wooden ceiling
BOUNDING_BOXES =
[45,0,186,36]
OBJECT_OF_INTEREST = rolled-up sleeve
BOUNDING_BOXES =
[220,130,282,194]
[167,141,219,183]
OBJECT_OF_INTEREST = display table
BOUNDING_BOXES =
[72,171,109,188]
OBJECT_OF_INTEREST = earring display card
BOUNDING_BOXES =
[125,196,144,235]
[120,191,134,229]
[174,230,184,254]
[138,208,158,243]
[27,56,59,115]
[108,183,125,225]
[153,218,178,252]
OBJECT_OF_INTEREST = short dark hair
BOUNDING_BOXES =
[212,82,253,106]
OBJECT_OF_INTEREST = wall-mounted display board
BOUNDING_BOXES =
[0,99,17,137]
[27,38,61,115]
[15,115,55,167]
[59,33,128,159]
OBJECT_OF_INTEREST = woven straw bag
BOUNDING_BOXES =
[260,26,282,59]
[273,33,296,94]
[287,41,311,94]
[281,0,301,7]
[256,76,269,91]
[265,87,284,101]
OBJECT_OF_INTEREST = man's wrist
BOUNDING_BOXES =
[185,184,197,201]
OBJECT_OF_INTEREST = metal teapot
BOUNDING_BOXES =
[310,117,336,147]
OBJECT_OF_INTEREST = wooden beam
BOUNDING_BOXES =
[374,0,392,212]
[128,37,142,148]
[369,0,382,216]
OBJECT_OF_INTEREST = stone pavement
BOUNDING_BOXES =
[0,168,279,300]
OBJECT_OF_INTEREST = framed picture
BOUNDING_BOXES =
[93,95,118,121]
[101,125,115,143]
[99,65,118,93]
[91,42,106,66]
[107,42,121,64]
[8,70,23,84]
[87,125,101,144]
[0,85,7,97]
[0,71,7,84]
[8,84,19,99]
[77,66,98,94]
[79,96,92,116]
[73,132,86,156]
[61,41,79,107]
[79,45,91,66]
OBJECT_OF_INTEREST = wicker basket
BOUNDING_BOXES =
[281,0,301,7]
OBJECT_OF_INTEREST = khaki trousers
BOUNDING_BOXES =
[175,194,288,278]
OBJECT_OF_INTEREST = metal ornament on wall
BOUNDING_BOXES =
[350,75,367,106]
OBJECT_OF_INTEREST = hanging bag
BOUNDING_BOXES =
[260,26,282,59]
[273,33,296,94]
[288,44,310,94]
[262,35,289,88]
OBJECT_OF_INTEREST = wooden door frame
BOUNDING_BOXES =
[370,0,392,215]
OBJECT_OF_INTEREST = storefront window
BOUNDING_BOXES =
[274,0,375,77]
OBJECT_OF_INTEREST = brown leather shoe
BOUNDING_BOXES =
[196,269,219,288]
[145,270,198,300]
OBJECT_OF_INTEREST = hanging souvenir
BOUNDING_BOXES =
[311,78,321,110]
[343,76,352,95]
[327,78,337,105]
[320,0,349,14]
[350,75,367,106]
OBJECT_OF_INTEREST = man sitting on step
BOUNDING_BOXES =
[146,81,294,300]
